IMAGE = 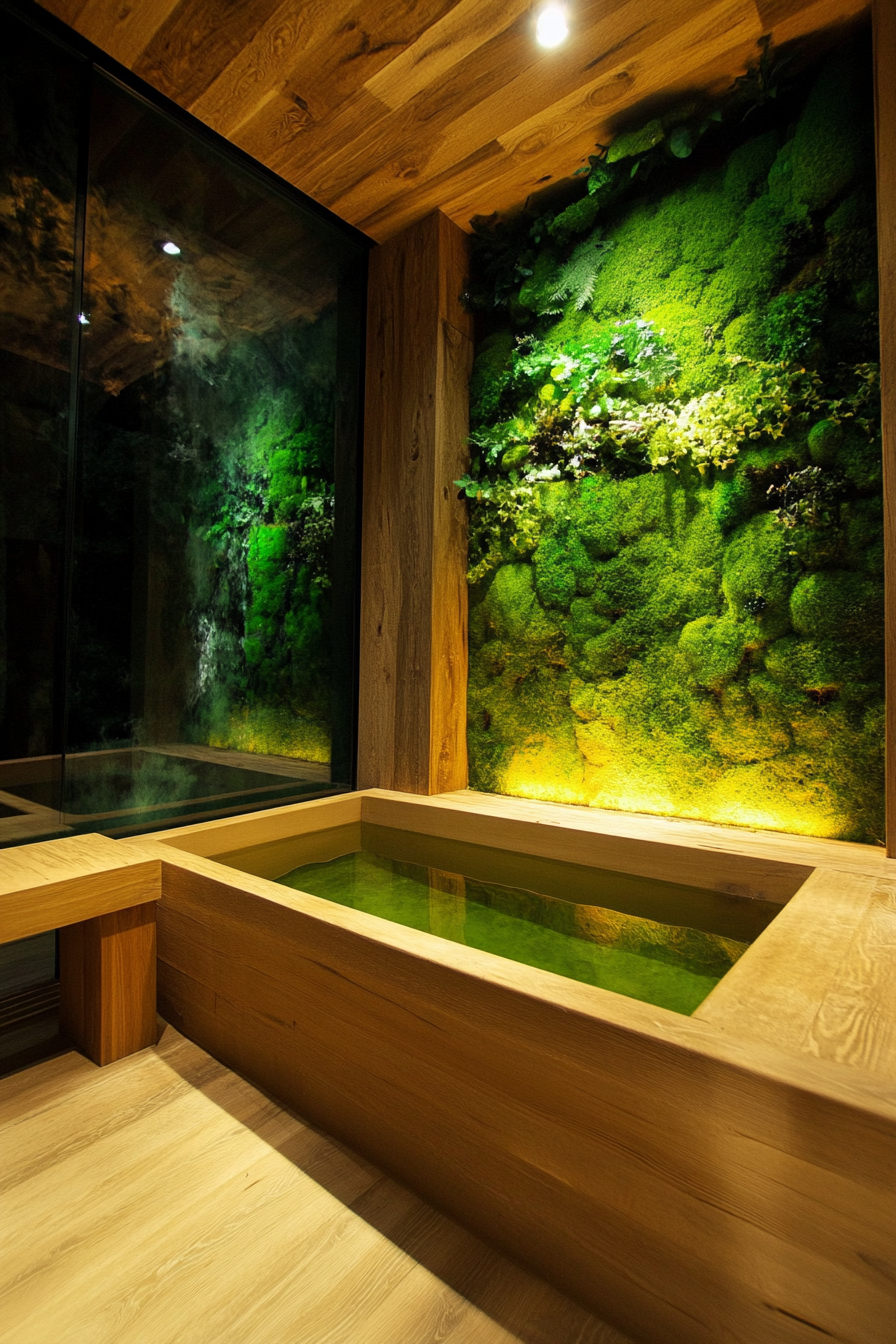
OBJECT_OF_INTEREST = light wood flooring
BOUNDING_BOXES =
[0,1024,635,1344]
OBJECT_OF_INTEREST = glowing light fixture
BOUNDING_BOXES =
[161,240,182,255]
[77,312,90,325]
[536,3,569,48]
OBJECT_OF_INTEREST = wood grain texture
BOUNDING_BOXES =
[130,790,363,857]
[1,836,160,1067]
[695,868,896,1076]
[35,0,870,240]
[133,784,896,885]
[58,902,157,1066]
[0,1024,633,1344]
[152,837,896,1344]
[875,0,896,855]
[358,212,473,794]
[0,834,160,943]
[359,787,896,892]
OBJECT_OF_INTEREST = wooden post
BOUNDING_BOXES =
[876,0,896,854]
[59,902,157,1066]
[358,210,474,794]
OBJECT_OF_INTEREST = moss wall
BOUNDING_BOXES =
[464,37,883,842]
[71,313,338,764]
[185,315,338,764]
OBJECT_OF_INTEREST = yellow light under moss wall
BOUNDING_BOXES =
[498,747,853,841]
[208,705,331,765]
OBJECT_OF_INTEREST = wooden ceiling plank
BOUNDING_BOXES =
[758,0,870,42]
[39,0,89,27]
[320,0,760,230]
[187,0,373,138]
[355,141,515,240]
[353,31,768,240]
[235,1,577,198]
[287,0,676,210]
[363,0,534,112]
[132,0,289,108]
[71,0,183,67]
[241,87,391,189]
[216,0,464,174]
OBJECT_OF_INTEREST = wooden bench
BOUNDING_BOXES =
[0,835,161,1065]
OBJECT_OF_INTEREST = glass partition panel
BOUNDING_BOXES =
[0,7,366,847]
[62,72,363,836]
[0,13,84,846]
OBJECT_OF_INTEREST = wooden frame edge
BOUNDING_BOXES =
[874,0,896,854]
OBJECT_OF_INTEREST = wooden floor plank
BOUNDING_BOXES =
[0,1026,635,1344]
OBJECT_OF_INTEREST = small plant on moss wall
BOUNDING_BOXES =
[539,231,615,313]
[462,336,878,512]
[766,463,849,529]
[730,34,792,115]
[455,476,543,585]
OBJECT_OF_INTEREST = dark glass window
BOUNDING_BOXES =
[0,12,83,838]
[0,9,366,847]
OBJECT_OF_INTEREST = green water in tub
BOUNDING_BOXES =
[272,824,781,1016]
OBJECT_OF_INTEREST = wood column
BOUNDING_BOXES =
[876,0,896,854]
[358,210,473,794]
[59,902,157,1066]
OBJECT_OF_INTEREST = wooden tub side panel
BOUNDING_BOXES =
[156,858,896,1344]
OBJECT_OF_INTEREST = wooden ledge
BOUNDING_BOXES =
[1,834,161,1067]
[0,833,161,944]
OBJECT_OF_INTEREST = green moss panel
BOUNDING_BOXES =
[188,323,337,764]
[464,36,883,843]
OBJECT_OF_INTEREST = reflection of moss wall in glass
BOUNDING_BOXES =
[464,37,884,843]
[184,315,337,765]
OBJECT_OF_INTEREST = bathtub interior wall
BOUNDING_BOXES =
[463,29,884,844]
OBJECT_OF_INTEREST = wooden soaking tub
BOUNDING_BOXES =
[108,787,896,1344]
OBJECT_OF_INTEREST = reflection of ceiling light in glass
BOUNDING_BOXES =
[536,3,569,47]
[161,240,181,255]
[78,312,90,325]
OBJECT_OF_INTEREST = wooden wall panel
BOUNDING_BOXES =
[358,210,473,794]
[155,856,896,1344]
[875,0,896,855]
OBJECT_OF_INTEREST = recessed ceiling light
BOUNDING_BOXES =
[161,240,182,256]
[536,3,569,48]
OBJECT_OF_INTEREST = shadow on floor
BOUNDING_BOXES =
[157,1020,632,1344]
